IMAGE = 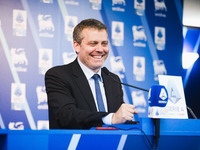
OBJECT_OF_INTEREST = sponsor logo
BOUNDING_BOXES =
[110,56,125,78]
[154,0,167,17]
[9,122,24,130]
[65,0,79,5]
[11,83,26,110]
[155,26,166,50]
[11,48,28,72]
[159,88,168,100]
[132,91,146,113]
[167,80,182,104]
[38,48,52,75]
[133,56,145,81]
[40,0,53,3]
[89,0,102,10]
[13,9,27,36]
[36,86,48,110]
[112,21,124,46]
[37,120,49,130]
[63,52,76,64]
[112,0,126,12]
[65,16,78,41]
[153,60,167,80]
[132,25,147,47]
[134,0,145,16]
[38,14,55,38]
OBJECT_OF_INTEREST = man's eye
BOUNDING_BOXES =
[89,42,97,46]
[102,42,108,46]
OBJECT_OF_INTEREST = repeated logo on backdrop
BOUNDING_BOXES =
[13,9,27,36]
[132,26,147,47]
[11,83,26,111]
[38,14,55,38]
[0,0,183,129]
[112,21,124,46]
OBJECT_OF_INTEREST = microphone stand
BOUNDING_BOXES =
[153,118,160,148]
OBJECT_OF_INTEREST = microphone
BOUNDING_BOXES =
[102,67,149,92]
[148,85,168,148]
[148,85,168,108]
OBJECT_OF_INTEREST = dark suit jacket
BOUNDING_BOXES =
[45,59,124,129]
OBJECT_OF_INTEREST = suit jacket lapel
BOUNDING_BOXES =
[72,59,97,112]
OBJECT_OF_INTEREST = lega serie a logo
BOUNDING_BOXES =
[159,88,168,101]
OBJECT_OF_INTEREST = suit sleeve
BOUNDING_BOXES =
[45,67,108,129]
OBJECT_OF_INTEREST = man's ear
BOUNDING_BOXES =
[73,41,80,54]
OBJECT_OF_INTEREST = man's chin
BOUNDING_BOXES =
[90,65,103,72]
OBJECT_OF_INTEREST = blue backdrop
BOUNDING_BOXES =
[0,0,183,129]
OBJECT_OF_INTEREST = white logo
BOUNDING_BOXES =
[63,52,76,64]
[36,86,47,105]
[132,91,146,113]
[159,88,168,100]
[112,0,126,6]
[153,60,167,80]
[112,21,124,46]
[167,81,182,104]
[37,120,49,130]
[110,56,125,78]
[9,122,24,130]
[13,9,27,36]
[89,0,102,10]
[36,86,48,110]
[65,16,78,41]
[65,0,79,5]
[11,83,26,110]
[41,0,53,4]
[38,15,55,32]
[11,48,28,65]
[134,0,145,16]
[154,0,167,12]
[38,48,52,75]
[155,26,166,50]
[133,56,145,81]
[132,26,147,42]
[132,91,146,107]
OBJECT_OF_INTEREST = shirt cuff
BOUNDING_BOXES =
[102,113,114,125]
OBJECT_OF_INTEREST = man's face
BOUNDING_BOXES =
[74,28,109,73]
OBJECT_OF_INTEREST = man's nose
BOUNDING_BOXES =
[96,44,104,52]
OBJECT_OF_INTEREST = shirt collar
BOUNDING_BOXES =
[77,58,102,81]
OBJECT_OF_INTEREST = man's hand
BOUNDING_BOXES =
[112,104,138,124]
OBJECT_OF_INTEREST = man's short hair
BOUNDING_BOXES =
[73,19,108,44]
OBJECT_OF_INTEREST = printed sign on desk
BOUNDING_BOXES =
[148,75,188,119]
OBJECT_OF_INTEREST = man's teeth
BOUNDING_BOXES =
[93,56,102,58]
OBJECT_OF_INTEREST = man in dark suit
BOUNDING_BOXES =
[45,19,137,129]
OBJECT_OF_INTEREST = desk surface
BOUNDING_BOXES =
[1,118,200,150]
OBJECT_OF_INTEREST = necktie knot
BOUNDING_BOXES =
[92,74,99,80]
